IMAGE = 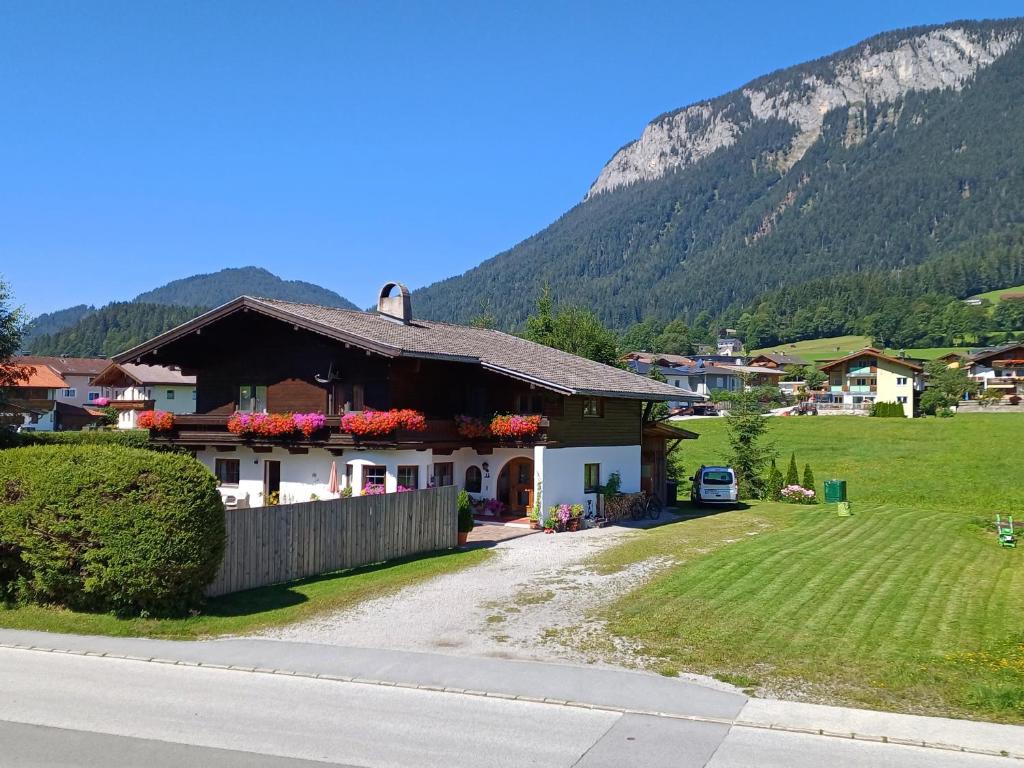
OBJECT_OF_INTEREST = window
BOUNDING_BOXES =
[87,392,100,401]
[61,388,76,398]
[584,463,600,494]
[582,397,603,418]
[215,458,240,486]
[856,378,867,387]
[363,465,387,488]
[896,377,908,386]
[465,465,482,493]
[515,393,544,414]
[397,465,419,490]
[192,389,197,400]
[896,396,908,404]
[433,462,454,487]
[166,390,175,400]
[238,385,268,413]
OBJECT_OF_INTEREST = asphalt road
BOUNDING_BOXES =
[0,645,1014,768]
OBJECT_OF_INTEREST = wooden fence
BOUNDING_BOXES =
[206,486,458,597]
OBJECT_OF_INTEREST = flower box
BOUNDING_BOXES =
[455,415,490,439]
[340,409,427,437]
[227,412,326,438]
[489,414,542,439]
[136,410,174,431]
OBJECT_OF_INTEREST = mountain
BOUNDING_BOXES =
[25,267,357,356]
[412,19,1024,336]
[133,267,357,310]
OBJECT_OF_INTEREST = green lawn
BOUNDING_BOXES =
[751,335,969,363]
[596,414,1024,722]
[972,283,1024,304]
[0,548,490,639]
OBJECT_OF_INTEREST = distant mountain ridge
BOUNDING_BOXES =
[411,18,1024,334]
[25,267,356,356]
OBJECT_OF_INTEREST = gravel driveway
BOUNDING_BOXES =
[260,522,666,665]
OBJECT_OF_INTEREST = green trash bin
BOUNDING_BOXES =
[824,479,847,503]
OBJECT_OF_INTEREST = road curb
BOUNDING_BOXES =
[0,641,1019,760]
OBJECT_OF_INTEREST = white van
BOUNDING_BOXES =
[690,465,738,505]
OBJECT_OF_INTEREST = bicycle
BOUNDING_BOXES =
[630,491,663,521]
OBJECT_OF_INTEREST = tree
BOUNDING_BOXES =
[725,379,774,500]
[0,278,27,397]
[785,452,799,486]
[921,360,976,415]
[765,459,784,501]
[646,365,670,420]
[655,320,693,356]
[802,463,815,494]
[620,319,664,352]
[802,367,827,391]
[977,387,1006,408]
[523,289,620,366]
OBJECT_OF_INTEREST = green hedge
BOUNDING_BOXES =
[0,429,176,451]
[0,445,225,616]
[869,401,906,418]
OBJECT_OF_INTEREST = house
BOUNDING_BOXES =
[965,342,1024,400]
[669,361,743,398]
[621,351,695,368]
[91,362,197,429]
[716,363,788,389]
[716,338,743,356]
[114,283,694,513]
[815,348,924,417]
[748,352,809,369]
[0,361,106,431]
[14,355,107,407]
[622,360,706,411]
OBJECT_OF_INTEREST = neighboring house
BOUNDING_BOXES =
[91,362,198,429]
[816,348,924,417]
[0,363,103,430]
[748,352,809,369]
[14,355,107,407]
[717,338,743,355]
[671,362,743,398]
[965,342,1024,399]
[115,283,693,512]
[717,363,788,389]
[621,351,695,368]
[623,360,706,411]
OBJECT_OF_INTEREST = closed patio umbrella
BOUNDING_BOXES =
[328,461,339,496]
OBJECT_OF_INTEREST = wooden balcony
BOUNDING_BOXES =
[148,414,551,453]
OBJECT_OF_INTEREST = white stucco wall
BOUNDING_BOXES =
[53,374,101,407]
[112,384,197,429]
[536,444,642,516]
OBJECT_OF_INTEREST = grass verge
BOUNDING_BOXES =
[0,548,491,639]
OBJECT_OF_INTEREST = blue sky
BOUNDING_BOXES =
[2,1,1021,316]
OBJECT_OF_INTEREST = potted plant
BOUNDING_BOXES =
[457,490,475,546]
[567,503,584,532]
[543,507,557,534]
[528,503,541,529]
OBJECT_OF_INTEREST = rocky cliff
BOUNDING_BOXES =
[588,26,1021,197]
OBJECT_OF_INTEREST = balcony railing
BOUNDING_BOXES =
[148,413,550,449]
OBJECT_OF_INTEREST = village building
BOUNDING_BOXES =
[116,283,693,513]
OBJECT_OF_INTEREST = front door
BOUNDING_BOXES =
[264,460,281,503]
[499,457,534,514]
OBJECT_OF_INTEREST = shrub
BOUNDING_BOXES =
[802,463,816,495]
[457,490,475,534]
[1010,395,1022,406]
[870,401,906,417]
[764,459,784,501]
[781,484,817,504]
[0,445,225,616]
[785,452,799,486]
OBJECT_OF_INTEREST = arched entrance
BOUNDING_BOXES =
[497,457,534,514]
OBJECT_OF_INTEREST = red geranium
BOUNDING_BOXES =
[489,414,542,438]
[340,409,427,436]
[137,410,174,431]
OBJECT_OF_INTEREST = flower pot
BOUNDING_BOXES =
[530,521,541,530]
[457,531,469,546]
[566,518,581,532]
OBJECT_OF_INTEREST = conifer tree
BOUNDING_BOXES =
[785,452,799,486]
[802,463,815,494]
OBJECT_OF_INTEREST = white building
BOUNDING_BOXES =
[91,362,197,429]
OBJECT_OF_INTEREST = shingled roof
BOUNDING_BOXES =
[114,295,688,401]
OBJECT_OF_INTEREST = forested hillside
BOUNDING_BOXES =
[27,303,205,358]
[25,267,356,357]
[412,19,1024,340]
[134,266,356,310]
